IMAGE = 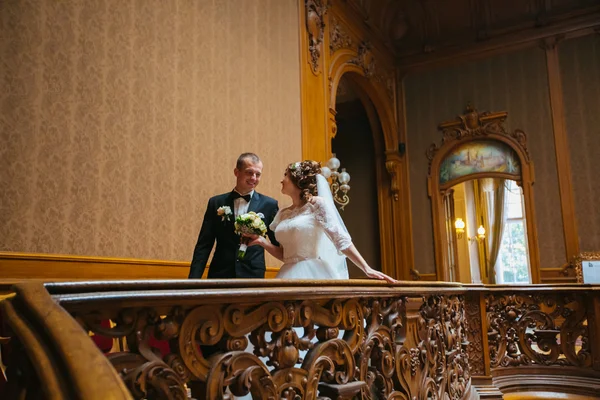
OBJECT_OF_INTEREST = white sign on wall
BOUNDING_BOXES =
[582,260,600,284]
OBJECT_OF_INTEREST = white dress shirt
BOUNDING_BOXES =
[233,190,254,217]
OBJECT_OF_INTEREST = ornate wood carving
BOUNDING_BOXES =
[329,16,353,54]
[486,292,591,369]
[561,252,600,283]
[349,42,376,78]
[305,0,328,74]
[427,104,530,174]
[74,292,471,400]
[7,281,600,399]
[465,293,485,376]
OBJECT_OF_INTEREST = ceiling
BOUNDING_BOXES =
[341,0,600,62]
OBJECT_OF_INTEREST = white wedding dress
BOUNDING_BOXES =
[272,195,350,280]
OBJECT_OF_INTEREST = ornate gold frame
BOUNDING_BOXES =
[563,252,600,283]
[427,105,541,283]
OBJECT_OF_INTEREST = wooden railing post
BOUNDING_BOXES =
[465,288,504,399]
[587,289,600,371]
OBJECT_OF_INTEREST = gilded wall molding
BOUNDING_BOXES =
[329,16,352,54]
[305,0,328,75]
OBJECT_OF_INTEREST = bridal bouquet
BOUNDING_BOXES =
[234,211,267,259]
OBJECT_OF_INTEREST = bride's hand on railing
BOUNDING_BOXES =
[363,266,399,284]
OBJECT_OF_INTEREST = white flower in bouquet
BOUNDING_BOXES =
[234,211,267,259]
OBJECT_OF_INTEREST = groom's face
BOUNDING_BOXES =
[234,159,263,194]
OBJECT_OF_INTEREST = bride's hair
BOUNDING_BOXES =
[287,160,321,202]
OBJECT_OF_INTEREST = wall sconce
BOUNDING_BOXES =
[454,218,465,239]
[468,225,486,243]
[321,154,351,210]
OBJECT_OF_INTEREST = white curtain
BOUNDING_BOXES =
[479,178,508,284]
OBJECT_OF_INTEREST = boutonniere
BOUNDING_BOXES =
[217,206,232,222]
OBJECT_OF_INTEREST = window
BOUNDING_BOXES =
[496,180,530,284]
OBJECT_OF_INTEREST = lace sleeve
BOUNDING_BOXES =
[312,197,352,252]
[269,210,281,231]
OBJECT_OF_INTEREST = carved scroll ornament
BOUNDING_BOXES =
[486,292,591,369]
[305,0,328,74]
[76,293,471,400]
[427,104,530,174]
[329,16,352,54]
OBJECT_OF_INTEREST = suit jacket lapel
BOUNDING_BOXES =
[225,192,236,231]
[248,192,261,214]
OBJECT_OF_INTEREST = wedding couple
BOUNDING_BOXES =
[188,153,397,283]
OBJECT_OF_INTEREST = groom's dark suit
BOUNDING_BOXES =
[189,191,279,279]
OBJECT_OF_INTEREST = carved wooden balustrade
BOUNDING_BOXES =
[477,285,600,396]
[1,281,600,399]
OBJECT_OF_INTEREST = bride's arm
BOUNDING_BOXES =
[310,196,397,283]
[342,245,398,283]
[246,235,284,261]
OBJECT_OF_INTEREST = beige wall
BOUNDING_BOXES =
[0,0,301,263]
[559,34,600,253]
[404,47,565,274]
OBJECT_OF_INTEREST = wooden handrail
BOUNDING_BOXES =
[2,280,600,399]
[1,282,132,399]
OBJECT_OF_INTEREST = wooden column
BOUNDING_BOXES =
[298,0,330,162]
[394,75,415,280]
[543,37,580,263]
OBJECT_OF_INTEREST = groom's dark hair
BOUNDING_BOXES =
[236,153,261,169]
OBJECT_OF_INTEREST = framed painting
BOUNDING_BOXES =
[439,140,521,185]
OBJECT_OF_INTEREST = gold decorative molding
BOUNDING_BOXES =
[561,252,600,283]
[426,104,530,175]
[329,16,352,54]
[349,41,375,77]
[305,0,328,75]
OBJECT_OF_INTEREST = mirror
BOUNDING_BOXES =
[447,178,531,284]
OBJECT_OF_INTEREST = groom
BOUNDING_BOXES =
[189,153,279,279]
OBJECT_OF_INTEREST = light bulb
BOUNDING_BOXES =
[338,168,350,184]
[321,166,332,178]
[327,155,340,170]
[454,218,465,232]
[477,225,486,236]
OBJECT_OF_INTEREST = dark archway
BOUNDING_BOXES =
[333,77,382,276]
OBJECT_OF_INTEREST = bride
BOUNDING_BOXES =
[246,160,397,283]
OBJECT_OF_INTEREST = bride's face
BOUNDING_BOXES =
[281,171,300,197]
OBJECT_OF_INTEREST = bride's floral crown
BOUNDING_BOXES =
[287,161,321,201]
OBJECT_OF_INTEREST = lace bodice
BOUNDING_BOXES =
[270,197,352,263]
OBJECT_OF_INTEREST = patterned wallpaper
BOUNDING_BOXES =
[0,0,301,263]
[559,34,600,253]
[404,47,565,273]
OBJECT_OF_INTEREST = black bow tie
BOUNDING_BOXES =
[232,191,251,202]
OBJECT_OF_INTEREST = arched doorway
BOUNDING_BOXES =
[327,48,407,279]
[427,105,540,283]
[333,76,382,276]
